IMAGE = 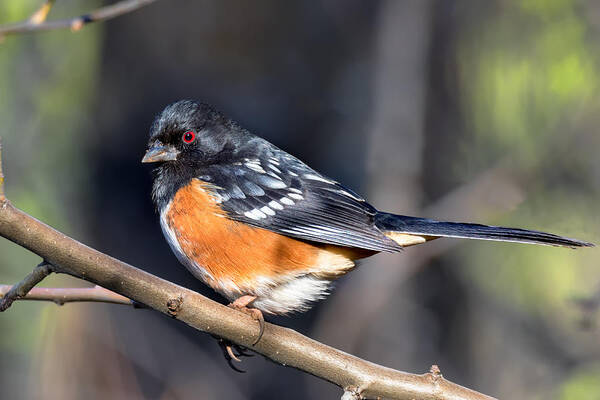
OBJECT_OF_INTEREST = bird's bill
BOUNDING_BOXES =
[142,143,179,163]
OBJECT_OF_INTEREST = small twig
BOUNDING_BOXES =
[0,0,159,39]
[0,284,139,307]
[0,261,53,311]
[0,137,5,202]
[29,0,56,25]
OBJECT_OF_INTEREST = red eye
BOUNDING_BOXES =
[182,131,196,143]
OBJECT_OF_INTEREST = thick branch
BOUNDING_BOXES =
[0,284,136,306]
[0,0,158,38]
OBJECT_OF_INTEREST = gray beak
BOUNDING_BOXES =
[142,143,179,163]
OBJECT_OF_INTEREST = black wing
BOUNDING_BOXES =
[199,144,401,252]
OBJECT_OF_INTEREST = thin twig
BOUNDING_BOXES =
[0,0,158,38]
[0,137,4,202]
[0,261,53,311]
[0,284,138,306]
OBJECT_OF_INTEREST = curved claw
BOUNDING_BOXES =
[227,358,246,374]
[214,336,251,373]
[226,345,242,362]
[249,308,265,345]
[237,347,254,357]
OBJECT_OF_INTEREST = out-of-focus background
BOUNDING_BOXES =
[1,1,599,399]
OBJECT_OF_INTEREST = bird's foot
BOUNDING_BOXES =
[228,295,265,345]
[216,295,264,371]
[214,336,253,372]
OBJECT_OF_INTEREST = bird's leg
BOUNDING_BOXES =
[228,295,265,345]
[230,294,257,308]
[216,295,264,369]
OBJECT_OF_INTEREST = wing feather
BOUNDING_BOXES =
[200,149,400,252]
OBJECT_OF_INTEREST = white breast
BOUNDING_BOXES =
[159,202,215,284]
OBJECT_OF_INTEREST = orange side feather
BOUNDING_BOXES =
[165,179,365,296]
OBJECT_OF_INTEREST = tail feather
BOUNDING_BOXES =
[375,212,594,248]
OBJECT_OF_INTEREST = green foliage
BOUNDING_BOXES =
[558,365,600,400]
[457,0,598,169]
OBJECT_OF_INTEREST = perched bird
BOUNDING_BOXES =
[142,100,592,348]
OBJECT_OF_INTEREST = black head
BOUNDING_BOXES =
[142,100,246,167]
[143,100,255,210]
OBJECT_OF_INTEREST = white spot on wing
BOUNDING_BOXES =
[260,206,275,216]
[244,208,268,220]
[269,200,284,210]
[244,211,257,220]
[212,191,230,204]
[288,193,303,200]
[244,159,266,173]
[255,209,267,218]
[280,197,295,206]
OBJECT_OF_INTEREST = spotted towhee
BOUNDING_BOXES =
[142,100,593,343]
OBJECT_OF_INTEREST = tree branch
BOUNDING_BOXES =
[0,137,4,202]
[0,141,494,400]
[0,0,159,39]
[0,260,53,311]
[0,284,137,306]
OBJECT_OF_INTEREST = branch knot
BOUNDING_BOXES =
[167,295,184,317]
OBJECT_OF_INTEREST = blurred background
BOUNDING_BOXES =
[1,1,599,399]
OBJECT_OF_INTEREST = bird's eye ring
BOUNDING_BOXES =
[182,131,196,143]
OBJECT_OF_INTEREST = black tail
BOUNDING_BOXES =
[375,212,594,248]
